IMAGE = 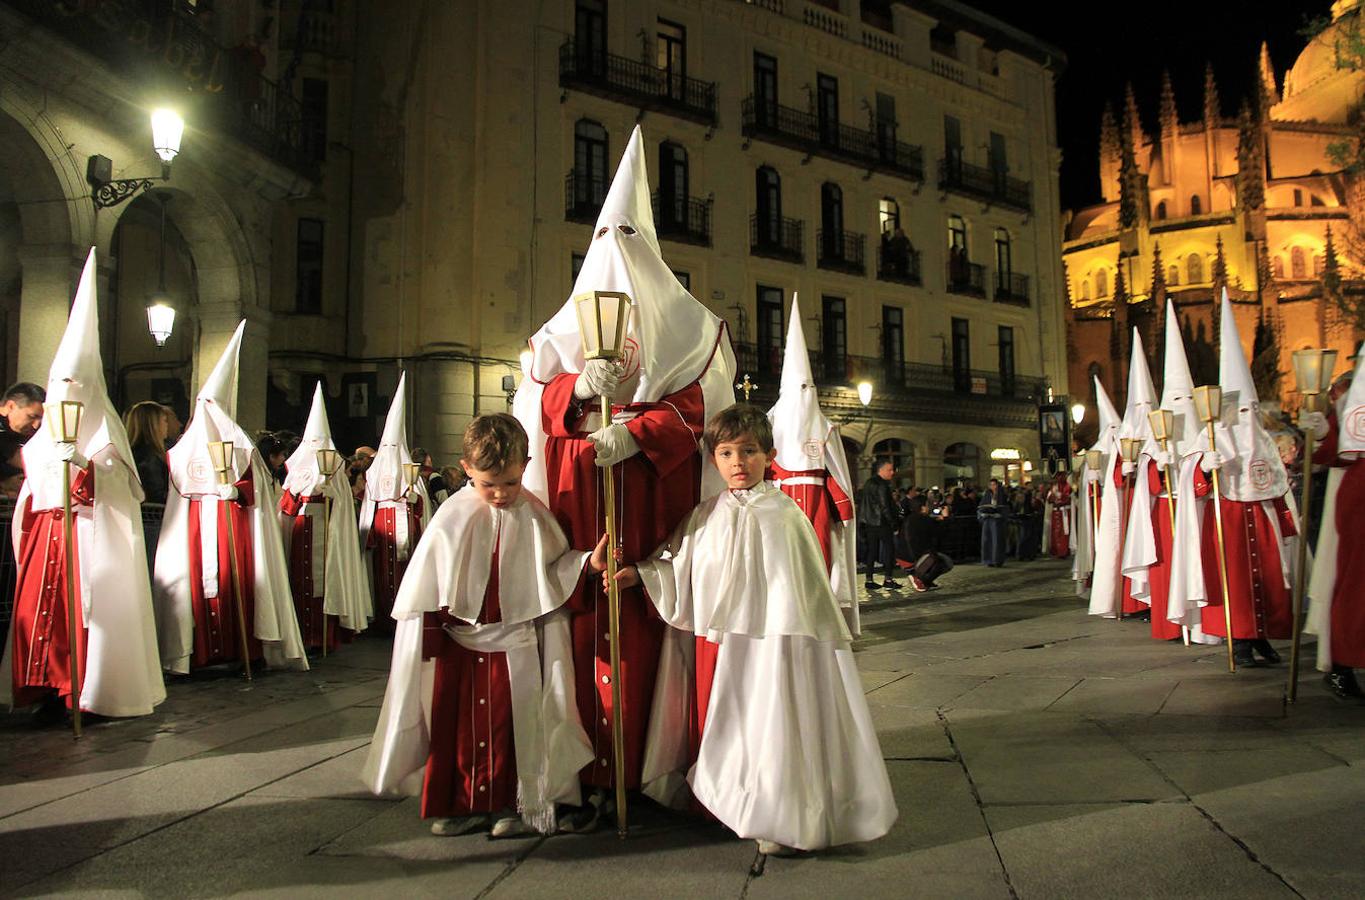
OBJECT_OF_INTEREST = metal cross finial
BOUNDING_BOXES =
[735,373,757,401]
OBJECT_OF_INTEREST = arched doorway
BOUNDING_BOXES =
[943,441,981,488]
[108,192,197,424]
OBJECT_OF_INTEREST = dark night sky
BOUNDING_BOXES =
[961,1,1332,211]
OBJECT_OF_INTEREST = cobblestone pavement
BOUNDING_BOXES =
[2,556,1363,898]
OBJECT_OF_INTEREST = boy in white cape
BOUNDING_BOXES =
[597,404,896,855]
[363,414,593,836]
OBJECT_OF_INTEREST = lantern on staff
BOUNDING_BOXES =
[575,290,633,362]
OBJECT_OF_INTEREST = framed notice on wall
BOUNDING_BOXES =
[1037,402,1072,473]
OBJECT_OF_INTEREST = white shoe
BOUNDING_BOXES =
[491,815,535,839]
[757,839,798,857]
[430,815,488,836]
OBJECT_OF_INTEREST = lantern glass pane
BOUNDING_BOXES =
[1291,349,1323,394]
[151,108,184,163]
[146,303,176,345]
[1192,385,1220,422]
[60,400,83,441]
[1319,350,1340,392]
[207,440,229,471]
[1086,450,1103,470]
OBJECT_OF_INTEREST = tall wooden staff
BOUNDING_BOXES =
[207,440,252,681]
[1193,386,1237,674]
[1118,437,1141,621]
[48,400,85,737]
[317,448,341,658]
[1148,410,1190,646]
[576,290,633,839]
[1287,349,1338,701]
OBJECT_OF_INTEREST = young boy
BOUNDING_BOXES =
[597,404,897,855]
[363,413,593,837]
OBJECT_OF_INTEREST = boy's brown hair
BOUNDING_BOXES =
[461,412,529,472]
[702,403,774,454]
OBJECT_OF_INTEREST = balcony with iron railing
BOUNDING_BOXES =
[877,244,922,286]
[729,342,1047,428]
[4,0,313,177]
[565,170,608,223]
[741,96,924,182]
[282,9,348,56]
[817,229,865,275]
[652,192,712,246]
[939,158,1032,213]
[750,214,804,264]
[559,39,717,126]
[994,272,1030,306]
[947,260,987,297]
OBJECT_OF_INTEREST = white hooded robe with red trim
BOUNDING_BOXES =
[279,382,371,650]
[511,125,736,794]
[1,248,165,716]
[767,293,859,634]
[153,321,307,673]
[1076,376,1120,599]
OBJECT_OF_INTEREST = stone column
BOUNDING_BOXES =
[14,244,84,384]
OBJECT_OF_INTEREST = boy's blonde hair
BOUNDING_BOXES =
[461,413,529,472]
[702,404,774,454]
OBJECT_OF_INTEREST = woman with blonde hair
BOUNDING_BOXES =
[124,401,172,571]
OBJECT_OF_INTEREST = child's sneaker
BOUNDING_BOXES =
[757,839,799,857]
[491,814,535,839]
[430,814,488,836]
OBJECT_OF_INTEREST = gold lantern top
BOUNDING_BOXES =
[44,400,84,443]
[1192,385,1223,424]
[402,461,421,488]
[1085,449,1103,471]
[316,448,340,477]
[206,440,234,484]
[1119,437,1141,464]
[1148,409,1174,443]
[574,290,633,362]
[1291,348,1339,396]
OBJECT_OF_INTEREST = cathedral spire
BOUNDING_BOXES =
[1236,98,1267,214]
[1258,41,1279,111]
[1100,103,1118,166]
[1118,120,1142,230]
[1150,242,1167,306]
[1325,223,1341,293]
[1123,82,1144,149]
[1213,235,1229,289]
[1159,70,1178,136]
[1203,62,1220,127]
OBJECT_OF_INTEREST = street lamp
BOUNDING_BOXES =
[145,191,176,347]
[1071,402,1086,425]
[88,108,185,210]
[857,380,873,407]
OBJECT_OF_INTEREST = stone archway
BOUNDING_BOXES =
[0,89,92,385]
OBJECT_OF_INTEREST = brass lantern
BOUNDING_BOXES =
[574,291,633,361]
[1192,385,1223,425]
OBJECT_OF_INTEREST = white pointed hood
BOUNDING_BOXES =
[769,294,833,471]
[1148,301,1202,459]
[1218,291,1288,500]
[282,382,337,497]
[513,124,736,502]
[169,321,255,494]
[1118,328,1158,445]
[1089,375,1121,451]
[365,372,416,503]
[24,248,140,496]
[1336,338,1365,457]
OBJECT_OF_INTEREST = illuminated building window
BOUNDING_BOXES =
[1272,256,1285,279]
[1190,195,1202,215]
[1313,253,1323,277]
[1291,246,1306,279]
[1155,200,1167,220]
[1094,268,1108,297]
[1168,265,1179,286]
[1187,253,1203,283]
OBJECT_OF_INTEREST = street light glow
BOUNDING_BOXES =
[857,381,873,407]
[1071,402,1086,424]
[151,108,184,164]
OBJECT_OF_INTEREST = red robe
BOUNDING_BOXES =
[1137,461,1211,641]
[421,545,517,818]
[1313,414,1365,667]
[769,462,853,568]
[186,469,261,668]
[279,490,343,652]
[1048,482,1072,558]
[10,466,93,709]
[367,499,424,630]
[1196,496,1295,640]
[540,373,705,790]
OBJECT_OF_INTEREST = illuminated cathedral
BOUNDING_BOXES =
[1063,0,1365,435]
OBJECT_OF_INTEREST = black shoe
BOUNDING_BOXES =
[1233,640,1264,668]
[1252,639,1282,664]
[31,694,66,727]
[882,580,903,591]
[864,581,879,591]
[1325,666,1365,701]
[1131,610,1151,623]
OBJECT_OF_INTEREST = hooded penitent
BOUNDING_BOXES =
[768,293,860,633]
[2,248,166,716]
[154,321,307,673]
[359,372,431,561]
[1077,374,1120,600]
[280,383,371,636]
[1217,292,1289,502]
[1144,301,1205,461]
[512,124,736,501]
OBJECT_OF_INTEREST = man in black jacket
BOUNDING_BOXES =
[858,458,902,590]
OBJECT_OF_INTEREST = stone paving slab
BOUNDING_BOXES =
[1145,746,1348,797]
[864,673,991,709]
[1045,676,1178,715]
[945,674,1082,711]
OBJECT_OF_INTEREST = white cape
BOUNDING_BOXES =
[279,468,373,633]
[362,487,593,831]
[635,482,896,850]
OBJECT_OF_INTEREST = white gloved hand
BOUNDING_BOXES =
[1150,448,1170,468]
[1201,450,1226,472]
[588,423,640,468]
[1300,410,1329,441]
[55,442,88,468]
[216,484,239,502]
[573,358,623,401]
[1120,460,1135,477]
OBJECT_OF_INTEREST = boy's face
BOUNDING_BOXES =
[461,457,527,509]
[711,435,774,491]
